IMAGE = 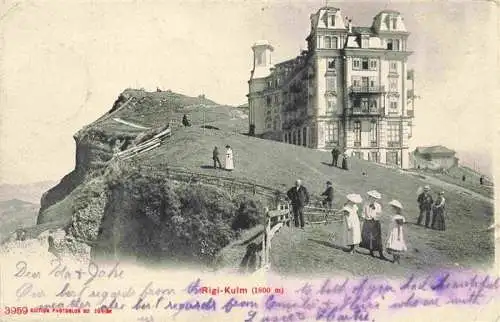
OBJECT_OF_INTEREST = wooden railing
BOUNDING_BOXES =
[254,202,291,274]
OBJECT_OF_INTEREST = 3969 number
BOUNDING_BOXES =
[3,306,29,315]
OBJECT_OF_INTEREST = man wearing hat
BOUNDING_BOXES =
[287,179,310,229]
[417,185,434,227]
[321,181,334,209]
[360,190,386,259]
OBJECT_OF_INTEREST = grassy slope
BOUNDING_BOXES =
[29,89,493,274]
[129,126,494,275]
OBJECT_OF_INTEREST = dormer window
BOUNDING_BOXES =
[392,18,397,29]
[330,15,336,27]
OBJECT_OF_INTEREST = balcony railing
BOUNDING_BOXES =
[350,107,382,115]
[350,85,385,94]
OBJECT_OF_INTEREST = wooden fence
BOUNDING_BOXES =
[254,201,291,274]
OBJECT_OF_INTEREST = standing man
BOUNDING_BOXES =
[417,185,434,227]
[321,181,334,209]
[212,146,222,169]
[287,179,310,229]
[331,147,339,167]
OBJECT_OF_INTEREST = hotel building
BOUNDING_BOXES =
[247,6,416,168]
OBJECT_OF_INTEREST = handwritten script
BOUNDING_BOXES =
[4,259,500,321]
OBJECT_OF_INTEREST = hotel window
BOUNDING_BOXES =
[389,79,398,91]
[370,121,377,143]
[390,61,398,73]
[303,128,307,146]
[273,120,277,130]
[326,76,336,91]
[390,101,398,110]
[353,98,361,108]
[327,58,335,70]
[325,36,332,49]
[326,122,339,143]
[331,37,338,49]
[369,77,376,88]
[274,95,279,104]
[361,98,369,111]
[297,130,301,146]
[288,132,292,143]
[387,122,400,144]
[362,58,369,70]
[369,98,378,109]
[387,39,400,51]
[266,96,272,106]
[353,58,361,69]
[352,76,361,87]
[257,52,263,65]
[386,151,399,165]
[361,37,369,48]
[408,122,413,138]
[369,59,378,70]
[354,121,361,144]
[330,15,335,27]
[326,96,337,113]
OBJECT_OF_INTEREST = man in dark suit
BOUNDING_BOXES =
[213,146,222,169]
[321,181,334,209]
[331,147,339,167]
[287,179,310,229]
[417,185,434,227]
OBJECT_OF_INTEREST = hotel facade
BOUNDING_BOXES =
[247,6,416,169]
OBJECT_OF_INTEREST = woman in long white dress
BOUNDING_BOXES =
[341,193,363,254]
[225,145,234,171]
[386,200,407,264]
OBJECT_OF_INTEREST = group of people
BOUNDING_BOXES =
[212,145,234,171]
[338,191,407,264]
[286,180,408,264]
[331,146,349,170]
[417,185,447,231]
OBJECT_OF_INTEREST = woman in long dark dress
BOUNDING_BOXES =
[360,190,386,259]
[432,191,446,231]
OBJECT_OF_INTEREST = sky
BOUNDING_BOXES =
[0,0,497,184]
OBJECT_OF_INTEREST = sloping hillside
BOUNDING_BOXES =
[15,88,493,274]
[126,126,494,272]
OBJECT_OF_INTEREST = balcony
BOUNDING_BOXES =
[350,85,385,94]
[350,107,383,116]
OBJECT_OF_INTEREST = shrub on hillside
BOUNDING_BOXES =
[97,171,265,264]
[231,194,266,230]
